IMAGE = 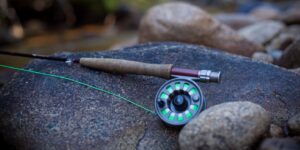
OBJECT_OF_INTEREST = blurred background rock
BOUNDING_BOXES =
[0,0,299,83]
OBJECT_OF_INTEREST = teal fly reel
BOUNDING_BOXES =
[155,78,206,126]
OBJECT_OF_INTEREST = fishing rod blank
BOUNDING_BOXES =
[0,51,221,83]
[0,51,69,62]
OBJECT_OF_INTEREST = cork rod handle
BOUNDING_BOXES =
[79,58,173,79]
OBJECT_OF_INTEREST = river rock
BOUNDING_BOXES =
[252,52,274,63]
[259,138,300,150]
[267,33,294,50]
[179,101,271,150]
[288,113,300,136]
[275,37,300,68]
[277,2,300,25]
[269,124,284,138]
[0,42,300,150]
[250,5,280,20]
[139,2,264,57]
[283,25,300,37]
[238,21,285,46]
[214,13,260,30]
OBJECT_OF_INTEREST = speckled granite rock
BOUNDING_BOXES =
[0,42,300,150]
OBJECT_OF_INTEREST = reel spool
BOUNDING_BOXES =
[155,78,206,126]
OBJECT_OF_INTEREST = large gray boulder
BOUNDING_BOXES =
[0,42,299,150]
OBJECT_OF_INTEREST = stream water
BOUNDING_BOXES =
[0,25,137,84]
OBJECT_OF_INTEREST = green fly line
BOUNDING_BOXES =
[0,64,155,114]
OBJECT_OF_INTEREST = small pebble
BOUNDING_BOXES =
[252,52,274,63]
[269,124,284,137]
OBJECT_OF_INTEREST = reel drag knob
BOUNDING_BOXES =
[155,78,206,126]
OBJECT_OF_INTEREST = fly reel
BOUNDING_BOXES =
[155,78,206,126]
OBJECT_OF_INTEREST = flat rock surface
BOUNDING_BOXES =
[0,42,300,150]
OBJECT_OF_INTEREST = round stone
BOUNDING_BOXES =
[179,101,271,150]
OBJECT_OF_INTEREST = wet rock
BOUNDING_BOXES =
[179,101,271,150]
[252,52,273,63]
[269,124,284,138]
[267,33,294,50]
[0,42,300,149]
[238,21,285,46]
[288,113,300,136]
[275,37,300,68]
[139,2,264,57]
[277,2,300,25]
[259,138,300,150]
[250,5,280,20]
[214,13,261,30]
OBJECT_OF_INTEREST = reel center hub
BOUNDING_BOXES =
[172,94,189,112]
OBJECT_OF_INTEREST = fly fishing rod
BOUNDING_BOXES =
[0,50,221,126]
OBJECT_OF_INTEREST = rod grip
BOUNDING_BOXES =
[79,58,173,79]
